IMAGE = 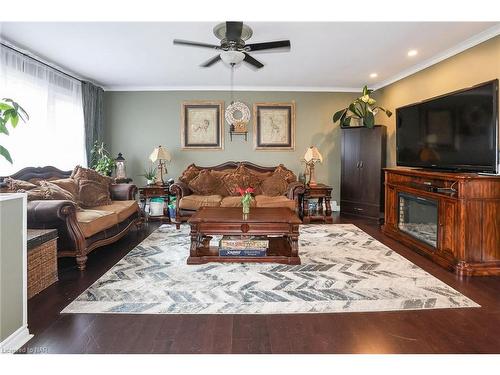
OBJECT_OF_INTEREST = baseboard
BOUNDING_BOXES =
[0,325,33,354]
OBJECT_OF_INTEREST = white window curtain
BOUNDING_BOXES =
[0,45,86,175]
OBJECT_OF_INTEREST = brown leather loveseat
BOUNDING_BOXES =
[170,161,305,225]
[1,166,140,270]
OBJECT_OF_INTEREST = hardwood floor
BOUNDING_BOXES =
[20,214,500,354]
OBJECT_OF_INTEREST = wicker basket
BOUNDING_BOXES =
[27,238,58,299]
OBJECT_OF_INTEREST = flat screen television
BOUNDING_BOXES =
[396,80,499,174]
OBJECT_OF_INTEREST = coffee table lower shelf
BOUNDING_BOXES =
[187,237,301,265]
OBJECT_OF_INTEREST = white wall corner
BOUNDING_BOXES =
[0,325,33,354]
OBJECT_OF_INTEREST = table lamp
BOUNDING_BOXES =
[303,146,323,186]
[149,145,171,185]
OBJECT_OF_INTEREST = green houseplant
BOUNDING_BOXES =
[90,141,115,176]
[140,165,157,185]
[333,85,392,128]
[0,98,29,163]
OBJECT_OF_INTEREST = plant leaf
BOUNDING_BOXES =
[362,85,368,96]
[0,103,13,111]
[333,108,347,123]
[364,111,375,128]
[0,122,9,135]
[10,114,19,127]
[374,106,393,117]
[16,104,29,121]
[350,103,364,118]
[0,145,13,163]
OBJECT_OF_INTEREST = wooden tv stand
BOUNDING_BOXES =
[382,168,500,276]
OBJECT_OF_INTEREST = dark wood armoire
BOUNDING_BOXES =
[340,125,387,220]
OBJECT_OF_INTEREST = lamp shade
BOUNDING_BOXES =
[149,145,171,163]
[220,50,245,65]
[304,146,323,163]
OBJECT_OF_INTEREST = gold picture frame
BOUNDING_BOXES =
[181,100,224,150]
[253,102,295,150]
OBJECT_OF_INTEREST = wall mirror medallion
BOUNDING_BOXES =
[226,101,250,133]
[253,102,295,150]
[181,100,224,150]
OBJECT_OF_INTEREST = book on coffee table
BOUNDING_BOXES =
[219,248,267,257]
[219,235,269,250]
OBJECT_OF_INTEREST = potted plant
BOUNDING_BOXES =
[140,165,157,185]
[90,141,115,176]
[333,85,392,128]
[0,98,28,163]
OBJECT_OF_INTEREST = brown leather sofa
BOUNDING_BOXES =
[1,166,140,270]
[170,161,305,226]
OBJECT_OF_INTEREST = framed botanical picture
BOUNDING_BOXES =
[253,102,295,150]
[181,101,224,150]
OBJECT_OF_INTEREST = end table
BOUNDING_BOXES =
[138,185,171,223]
[301,183,333,224]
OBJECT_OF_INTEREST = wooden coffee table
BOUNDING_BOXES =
[187,207,302,265]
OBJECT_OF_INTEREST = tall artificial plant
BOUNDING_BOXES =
[90,141,115,176]
[0,98,28,163]
[333,85,392,128]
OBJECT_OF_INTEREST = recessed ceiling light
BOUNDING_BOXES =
[370,73,378,78]
[407,49,418,57]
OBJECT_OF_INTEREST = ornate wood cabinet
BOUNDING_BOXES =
[382,168,500,276]
[340,125,387,220]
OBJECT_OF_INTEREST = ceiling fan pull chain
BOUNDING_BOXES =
[230,63,235,104]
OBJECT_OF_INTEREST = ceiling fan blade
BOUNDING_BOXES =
[246,40,291,52]
[243,53,264,69]
[173,39,220,49]
[225,21,243,41]
[200,54,222,67]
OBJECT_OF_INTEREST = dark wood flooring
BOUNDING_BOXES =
[20,214,500,354]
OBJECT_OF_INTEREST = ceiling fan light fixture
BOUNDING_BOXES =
[220,50,245,65]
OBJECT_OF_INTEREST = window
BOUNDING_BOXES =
[0,45,86,175]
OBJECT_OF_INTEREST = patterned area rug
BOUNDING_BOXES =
[62,224,479,314]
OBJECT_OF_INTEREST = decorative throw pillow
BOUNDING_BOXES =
[179,164,201,185]
[274,164,297,183]
[38,180,78,202]
[245,171,264,195]
[71,166,112,207]
[49,178,79,197]
[188,170,223,195]
[77,179,112,207]
[3,177,38,192]
[261,173,289,197]
[208,170,231,196]
[71,165,112,186]
[221,165,255,196]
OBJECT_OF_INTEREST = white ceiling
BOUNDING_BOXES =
[1,22,499,91]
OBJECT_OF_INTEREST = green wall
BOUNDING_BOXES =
[0,195,24,343]
[104,91,357,202]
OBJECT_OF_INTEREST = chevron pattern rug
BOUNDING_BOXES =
[62,224,478,314]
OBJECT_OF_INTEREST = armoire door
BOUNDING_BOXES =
[358,126,384,205]
[341,128,361,202]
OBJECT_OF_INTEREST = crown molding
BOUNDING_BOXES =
[103,85,361,93]
[372,24,500,90]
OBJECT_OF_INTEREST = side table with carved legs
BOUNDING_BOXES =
[301,183,333,224]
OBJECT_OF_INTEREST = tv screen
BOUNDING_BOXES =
[396,80,498,173]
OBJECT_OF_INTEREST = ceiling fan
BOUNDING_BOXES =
[173,21,291,69]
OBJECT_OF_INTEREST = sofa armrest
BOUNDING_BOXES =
[27,200,77,226]
[169,182,192,200]
[110,183,137,201]
[286,182,305,201]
